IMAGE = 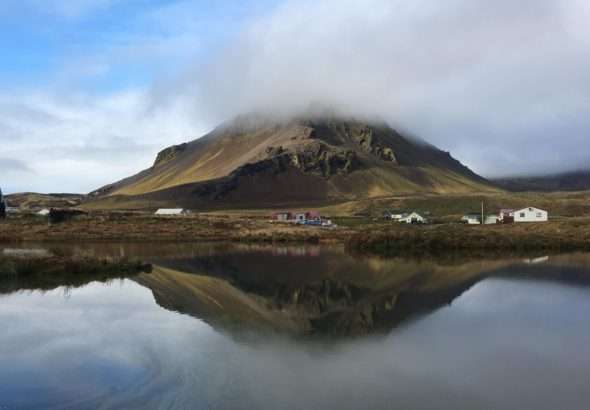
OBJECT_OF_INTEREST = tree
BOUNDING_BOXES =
[0,188,6,219]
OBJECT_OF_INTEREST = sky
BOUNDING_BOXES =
[1,0,589,194]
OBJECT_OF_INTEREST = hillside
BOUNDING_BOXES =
[5,192,85,210]
[495,170,590,192]
[88,113,495,209]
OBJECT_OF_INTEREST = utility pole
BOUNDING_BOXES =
[481,200,484,225]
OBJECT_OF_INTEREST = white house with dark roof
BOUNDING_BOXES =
[399,212,427,224]
[513,207,548,223]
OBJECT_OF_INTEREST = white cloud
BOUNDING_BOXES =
[190,0,590,177]
[3,0,590,194]
[0,89,205,193]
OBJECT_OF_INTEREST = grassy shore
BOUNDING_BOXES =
[347,219,590,255]
[0,253,151,293]
[2,190,590,250]
[0,213,350,243]
[2,212,590,254]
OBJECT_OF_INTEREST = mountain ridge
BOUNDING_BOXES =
[494,170,590,192]
[88,113,496,209]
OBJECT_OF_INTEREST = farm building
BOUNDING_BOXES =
[498,209,515,224]
[513,207,548,223]
[272,211,321,224]
[294,212,307,223]
[398,212,426,224]
[272,211,292,222]
[37,209,50,216]
[49,208,87,224]
[384,210,408,221]
[155,208,190,216]
[462,213,500,225]
[462,214,482,225]
[306,211,321,222]
[485,215,500,224]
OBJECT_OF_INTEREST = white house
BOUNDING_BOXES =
[462,213,499,225]
[485,215,499,225]
[399,212,426,224]
[386,210,408,221]
[37,209,50,216]
[155,208,189,216]
[513,207,548,223]
[294,212,307,223]
[462,214,481,225]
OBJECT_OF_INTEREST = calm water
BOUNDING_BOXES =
[1,243,590,409]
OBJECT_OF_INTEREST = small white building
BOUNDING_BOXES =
[37,209,50,216]
[387,210,408,221]
[485,215,499,225]
[294,213,307,223]
[513,207,548,223]
[399,212,426,224]
[462,214,481,225]
[155,208,189,216]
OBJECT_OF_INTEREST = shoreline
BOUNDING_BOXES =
[2,215,590,252]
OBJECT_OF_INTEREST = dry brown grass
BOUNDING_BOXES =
[0,213,350,243]
[347,219,590,254]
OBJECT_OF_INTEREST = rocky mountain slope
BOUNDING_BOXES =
[89,113,495,209]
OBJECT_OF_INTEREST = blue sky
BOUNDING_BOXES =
[0,0,277,93]
[1,0,590,194]
[0,0,281,193]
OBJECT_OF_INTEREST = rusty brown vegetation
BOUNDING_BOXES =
[347,219,590,254]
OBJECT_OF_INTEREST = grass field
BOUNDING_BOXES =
[2,191,590,251]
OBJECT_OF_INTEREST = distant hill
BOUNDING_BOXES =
[88,113,496,209]
[5,193,85,210]
[494,170,590,192]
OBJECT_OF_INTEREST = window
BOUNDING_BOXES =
[520,212,526,218]
[537,212,542,218]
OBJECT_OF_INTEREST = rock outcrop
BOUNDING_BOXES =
[153,143,188,168]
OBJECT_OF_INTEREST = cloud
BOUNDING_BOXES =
[0,158,33,174]
[189,0,590,177]
[0,89,204,194]
[3,0,590,194]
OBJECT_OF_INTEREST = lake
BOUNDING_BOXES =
[1,243,590,409]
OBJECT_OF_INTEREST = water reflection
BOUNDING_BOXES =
[1,243,590,409]
[3,243,590,337]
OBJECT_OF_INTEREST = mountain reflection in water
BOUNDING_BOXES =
[1,243,590,409]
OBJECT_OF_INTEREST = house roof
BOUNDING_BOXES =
[155,208,185,215]
[402,211,424,218]
[514,206,547,213]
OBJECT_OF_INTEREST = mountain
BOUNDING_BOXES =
[88,113,495,209]
[494,170,590,192]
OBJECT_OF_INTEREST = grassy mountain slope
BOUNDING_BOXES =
[495,170,590,192]
[88,114,496,209]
